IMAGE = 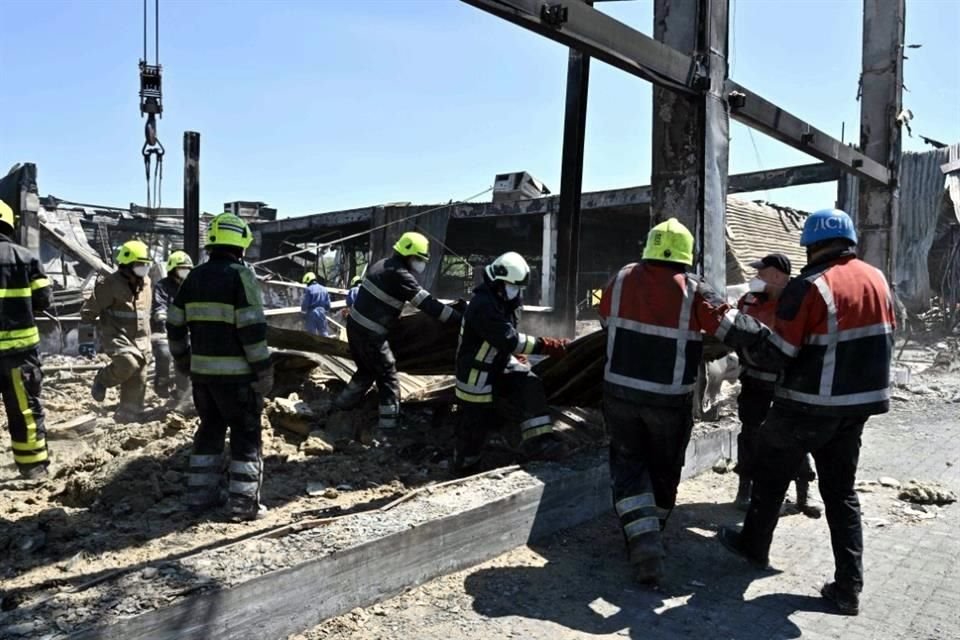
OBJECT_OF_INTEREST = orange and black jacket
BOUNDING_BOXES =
[0,233,51,356]
[747,249,895,416]
[598,260,763,407]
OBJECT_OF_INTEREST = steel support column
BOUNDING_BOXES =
[857,0,904,280]
[652,0,729,291]
[555,43,591,336]
[183,131,201,262]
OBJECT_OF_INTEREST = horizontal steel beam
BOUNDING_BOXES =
[727,162,840,194]
[460,0,698,94]
[727,81,890,185]
[460,0,891,185]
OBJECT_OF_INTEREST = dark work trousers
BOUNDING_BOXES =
[737,376,816,483]
[604,395,694,564]
[455,369,554,468]
[740,404,867,592]
[152,337,189,398]
[0,350,48,473]
[189,382,264,511]
[340,323,400,412]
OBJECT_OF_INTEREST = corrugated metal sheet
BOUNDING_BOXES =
[725,198,808,282]
[896,144,959,310]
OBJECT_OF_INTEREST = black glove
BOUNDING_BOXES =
[251,369,274,395]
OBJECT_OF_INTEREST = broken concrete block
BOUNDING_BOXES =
[268,393,319,436]
[898,480,957,506]
[878,476,901,489]
[301,430,336,456]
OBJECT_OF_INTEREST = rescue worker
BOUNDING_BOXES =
[80,240,153,423]
[598,218,764,585]
[166,213,273,521]
[342,275,362,318]
[151,250,193,401]
[301,272,332,336]
[454,252,569,473]
[733,253,820,518]
[334,231,460,429]
[0,199,52,479]
[719,209,895,616]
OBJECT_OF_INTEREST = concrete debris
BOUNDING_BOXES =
[878,476,901,488]
[712,458,737,474]
[302,431,336,456]
[898,481,957,505]
[267,393,321,437]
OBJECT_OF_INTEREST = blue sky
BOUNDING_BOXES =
[1,0,957,217]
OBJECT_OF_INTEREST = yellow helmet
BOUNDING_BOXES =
[302,272,317,285]
[393,231,430,260]
[116,240,151,265]
[0,199,14,231]
[350,275,362,286]
[166,250,194,272]
[206,213,253,250]
[642,217,694,266]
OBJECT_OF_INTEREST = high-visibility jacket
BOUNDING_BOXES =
[737,292,779,385]
[0,234,51,355]
[166,252,271,383]
[764,251,894,416]
[347,254,457,337]
[80,269,152,356]
[151,275,181,334]
[598,261,760,407]
[455,281,545,404]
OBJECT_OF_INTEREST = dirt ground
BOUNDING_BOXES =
[0,336,956,637]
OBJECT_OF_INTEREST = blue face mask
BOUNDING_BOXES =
[504,284,522,301]
[410,258,427,274]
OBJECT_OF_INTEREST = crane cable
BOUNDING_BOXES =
[141,0,164,209]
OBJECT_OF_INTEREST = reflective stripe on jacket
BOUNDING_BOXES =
[455,281,541,404]
[80,269,151,356]
[737,292,779,385]
[0,234,51,355]
[166,252,272,383]
[598,260,760,407]
[768,252,894,416]
[347,255,455,337]
[151,275,181,333]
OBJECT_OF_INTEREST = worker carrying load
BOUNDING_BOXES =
[166,213,273,521]
[598,217,765,586]
[300,271,332,337]
[151,250,193,403]
[333,231,460,429]
[0,199,52,479]
[80,240,153,423]
[454,251,570,474]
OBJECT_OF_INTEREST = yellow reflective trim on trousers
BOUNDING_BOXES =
[31,277,51,290]
[476,342,490,362]
[467,368,481,386]
[242,340,270,363]
[12,438,46,451]
[0,287,31,298]
[11,367,46,462]
[455,388,493,403]
[190,355,252,375]
[521,425,553,441]
[185,302,235,323]
[0,326,41,351]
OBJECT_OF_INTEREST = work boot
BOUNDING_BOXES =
[112,407,143,424]
[91,379,107,402]
[633,556,664,587]
[522,433,567,461]
[155,383,170,399]
[734,476,752,511]
[231,499,268,522]
[378,402,400,430]
[18,464,49,481]
[795,480,823,519]
[717,527,769,570]
[820,582,860,616]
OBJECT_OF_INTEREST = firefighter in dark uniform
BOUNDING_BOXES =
[734,253,820,518]
[0,199,52,479]
[334,231,460,429]
[151,250,193,402]
[720,209,895,616]
[598,218,765,585]
[167,213,274,521]
[454,252,569,473]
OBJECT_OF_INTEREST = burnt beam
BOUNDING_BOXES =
[183,131,201,261]
[727,162,840,194]
[460,0,890,186]
[856,0,904,279]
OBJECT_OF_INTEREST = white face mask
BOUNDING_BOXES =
[410,259,427,274]
[748,277,767,293]
[133,264,150,278]
[175,267,190,281]
[504,284,522,300]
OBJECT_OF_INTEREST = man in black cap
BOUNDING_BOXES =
[734,253,820,518]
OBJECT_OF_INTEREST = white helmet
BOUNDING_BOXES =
[485,251,530,286]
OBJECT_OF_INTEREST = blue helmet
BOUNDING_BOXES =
[800,209,857,247]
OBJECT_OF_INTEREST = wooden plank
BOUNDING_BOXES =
[45,414,98,441]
